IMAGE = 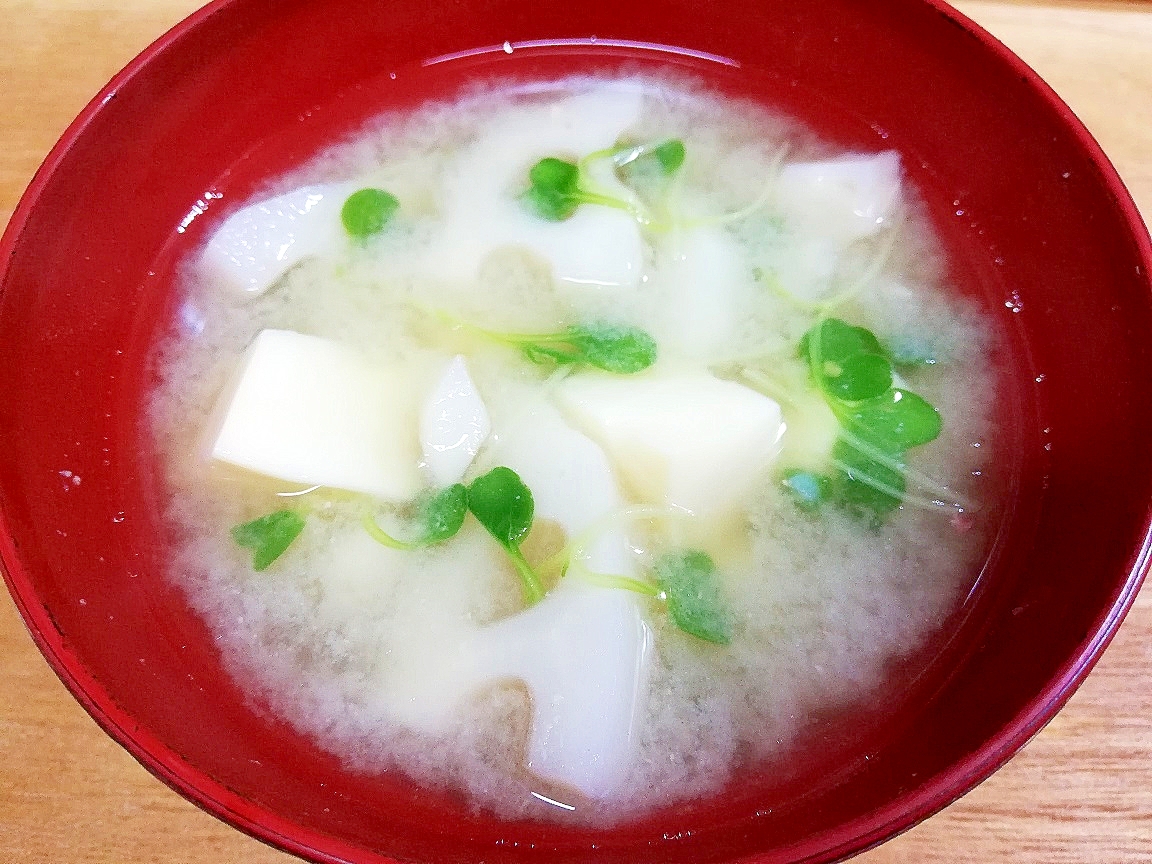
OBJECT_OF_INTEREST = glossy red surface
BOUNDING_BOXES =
[1,0,1151,862]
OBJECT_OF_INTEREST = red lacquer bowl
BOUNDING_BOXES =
[1,1,1151,862]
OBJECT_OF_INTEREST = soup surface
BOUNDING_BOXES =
[151,74,1004,822]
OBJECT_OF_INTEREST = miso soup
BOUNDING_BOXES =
[150,75,1005,822]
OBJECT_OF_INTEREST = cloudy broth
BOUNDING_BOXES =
[150,73,1006,823]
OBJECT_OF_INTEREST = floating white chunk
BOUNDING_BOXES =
[210,329,422,500]
[478,579,652,800]
[656,226,757,360]
[775,152,902,247]
[483,399,652,797]
[376,568,652,800]
[419,355,491,486]
[760,234,841,304]
[427,88,645,291]
[200,182,356,296]
[493,397,631,574]
[306,396,651,799]
[374,530,509,732]
[557,373,786,515]
[369,417,652,799]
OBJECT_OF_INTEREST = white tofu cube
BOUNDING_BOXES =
[210,329,422,500]
[200,182,356,296]
[556,373,785,515]
[419,355,491,486]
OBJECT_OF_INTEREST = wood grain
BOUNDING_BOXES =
[1,1,1150,862]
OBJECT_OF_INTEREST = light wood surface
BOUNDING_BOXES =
[1,1,1151,861]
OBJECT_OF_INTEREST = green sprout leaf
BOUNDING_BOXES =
[341,188,400,238]
[615,138,687,181]
[654,550,732,645]
[231,510,305,571]
[522,140,686,223]
[418,484,469,543]
[522,154,650,222]
[467,467,533,546]
[799,319,943,455]
[467,467,545,604]
[793,317,944,522]
[800,318,891,401]
[523,157,583,221]
[559,323,658,374]
[831,439,907,521]
[453,316,658,375]
[844,389,942,452]
[651,139,687,175]
[799,317,885,365]
[821,352,892,402]
[363,484,467,550]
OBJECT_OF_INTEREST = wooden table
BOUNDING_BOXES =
[1,1,1150,861]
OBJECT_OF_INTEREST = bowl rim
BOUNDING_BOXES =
[2,1,1151,862]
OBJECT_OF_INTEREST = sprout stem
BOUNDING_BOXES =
[361,511,417,551]
[508,545,546,605]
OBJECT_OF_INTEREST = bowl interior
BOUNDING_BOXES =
[1,0,1151,862]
